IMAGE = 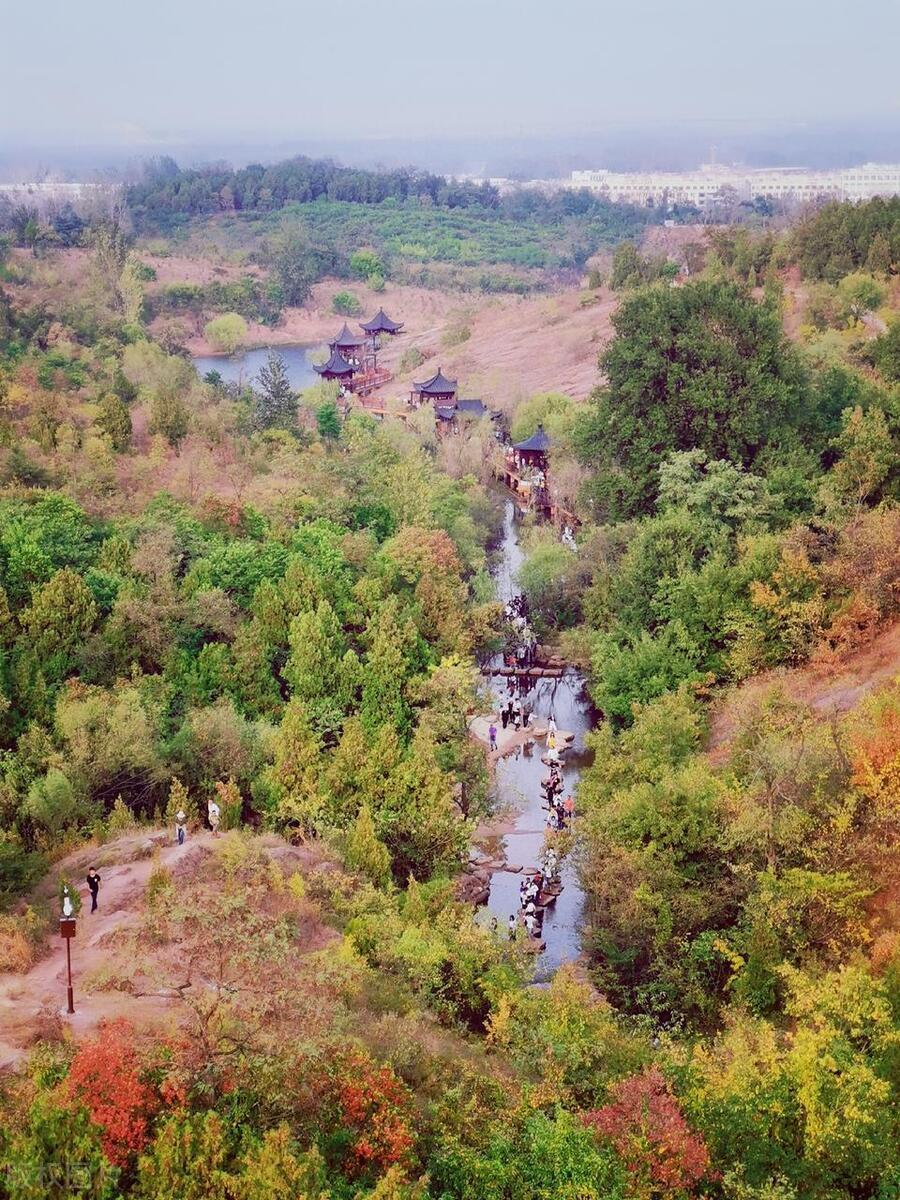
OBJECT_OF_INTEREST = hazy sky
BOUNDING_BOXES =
[4,0,899,147]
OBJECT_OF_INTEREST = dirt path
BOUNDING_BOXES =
[0,832,214,1068]
[706,620,900,764]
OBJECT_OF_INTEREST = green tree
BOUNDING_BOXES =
[269,228,319,306]
[0,1096,121,1200]
[95,392,132,452]
[574,281,808,517]
[149,386,190,450]
[22,568,98,674]
[836,273,885,325]
[864,230,893,276]
[872,319,900,382]
[349,248,384,279]
[821,405,898,510]
[118,257,146,326]
[135,1110,231,1200]
[609,241,646,290]
[316,399,341,441]
[204,313,248,354]
[253,350,296,430]
[332,290,362,316]
[344,799,392,886]
[262,699,324,831]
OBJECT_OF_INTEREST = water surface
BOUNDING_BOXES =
[483,500,592,978]
[192,344,319,392]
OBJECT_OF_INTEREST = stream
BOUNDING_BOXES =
[482,499,593,978]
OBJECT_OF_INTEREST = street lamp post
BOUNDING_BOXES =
[59,886,76,1014]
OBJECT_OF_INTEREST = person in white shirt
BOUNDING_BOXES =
[208,799,221,837]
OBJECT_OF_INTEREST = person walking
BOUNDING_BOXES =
[208,798,221,837]
[508,913,517,941]
[547,714,557,735]
[86,868,101,913]
[175,809,187,846]
[488,722,498,752]
[500,705,509,730]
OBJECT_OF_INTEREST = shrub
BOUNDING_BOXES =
[398,346,425,373]
[583,1065,711,1194]
[204,313,248,354]
[66,1020,159,1166]
[332,291,362,316]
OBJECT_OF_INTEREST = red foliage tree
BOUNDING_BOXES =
[65,1019,159,1167]
[582,1066,711,1196]
[328,1050,415,1175]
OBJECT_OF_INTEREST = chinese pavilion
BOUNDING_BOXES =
[511,423,551,472]
[360,308,404,336]
[411,368,458,408]
[329,323,369,365]
[313,348,356,383]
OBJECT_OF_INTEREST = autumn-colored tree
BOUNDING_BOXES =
[66,1020,159,1167]
[583,1066,711,1196]
[326,1050,416,1176]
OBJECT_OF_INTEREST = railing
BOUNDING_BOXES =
[350,367,392,396]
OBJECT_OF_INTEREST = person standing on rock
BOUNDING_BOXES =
[548,714,557,735]
[86,867,101,913]
[208,797,221,837]
[508,913,518,940]
[500,705,509,730]
[488,722,498,752]
[175,809,187,846]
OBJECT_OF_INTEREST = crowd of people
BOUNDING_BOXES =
[488,595,578,945]
[502,593,538,671]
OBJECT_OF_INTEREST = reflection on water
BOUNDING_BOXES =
[484,500,593,978]
[191,344,320,392]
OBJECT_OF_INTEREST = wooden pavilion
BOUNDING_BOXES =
[411,367,458,408]
[511,423,551,472]
[314,348,356,384]
[329,323,369,366]
[360,308,404,336]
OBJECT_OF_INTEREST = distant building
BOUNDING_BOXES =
[567,162,900,208]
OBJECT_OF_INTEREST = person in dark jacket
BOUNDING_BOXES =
[86,867,101,913]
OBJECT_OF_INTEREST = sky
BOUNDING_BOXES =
[3,0,899,151]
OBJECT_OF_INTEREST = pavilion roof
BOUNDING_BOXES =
[413,368,458,396]
[313,348,356,377]
[435,406,457,422]
[360,308,404,334]
[457,398,487,418]
[331,322,368,349]
[513,423,551,452]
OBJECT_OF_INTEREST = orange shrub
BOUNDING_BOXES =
[65,1019,159,1166]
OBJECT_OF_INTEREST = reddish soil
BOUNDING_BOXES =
[706,620,900,765]
[176,277,615,409]
[377,287,616,411]
[0,831,337,1069]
